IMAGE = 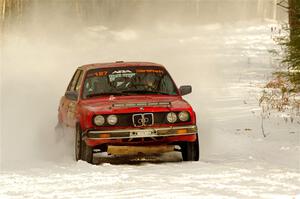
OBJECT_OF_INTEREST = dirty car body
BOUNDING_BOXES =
[58,61,199,163]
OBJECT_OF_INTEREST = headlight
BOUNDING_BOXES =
[94,115,105,126]
[166,112,177,123]
[178,111,189,122]
[107,115,118,125]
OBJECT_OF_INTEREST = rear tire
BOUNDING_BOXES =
[181,134,199,161]
[75,125,93,164]
[75,125,83,161]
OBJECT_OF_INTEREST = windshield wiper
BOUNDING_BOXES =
[85,92,124,98]
[85,90,172,98]
[121,90,171,95]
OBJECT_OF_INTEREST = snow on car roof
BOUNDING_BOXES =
[78,61,165,71]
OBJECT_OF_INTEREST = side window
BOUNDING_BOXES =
[67,70,81,92]
[74,71,83,92]
[67,69,83,92]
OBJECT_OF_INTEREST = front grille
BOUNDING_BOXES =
[132,113,154,127]
[98,112,189,127]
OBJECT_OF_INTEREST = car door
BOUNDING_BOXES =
[66,69,84,128]
[60,69,83,127]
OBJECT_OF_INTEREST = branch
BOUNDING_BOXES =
[261,114,267,138]
[277,0,289,9]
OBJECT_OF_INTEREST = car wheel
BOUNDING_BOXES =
[82,143,93,164]
[181,134,199,161]
[75,125,93,163]
[75,125,83,161]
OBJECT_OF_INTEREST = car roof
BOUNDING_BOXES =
[78,61,165,71]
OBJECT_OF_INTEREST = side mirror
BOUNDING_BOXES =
[65,91,78,101]
[179,85,192,96]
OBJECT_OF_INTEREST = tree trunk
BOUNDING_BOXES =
[1,0,6,22]
[289,0,300,36]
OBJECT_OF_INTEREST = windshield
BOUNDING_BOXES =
[82,66,178,99]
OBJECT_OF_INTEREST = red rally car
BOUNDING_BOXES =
[58,61,199,163]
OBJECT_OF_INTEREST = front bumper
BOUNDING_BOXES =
[84,125,198,147]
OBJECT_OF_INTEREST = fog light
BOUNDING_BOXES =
[176,129,188,134]
[99,133,110,138]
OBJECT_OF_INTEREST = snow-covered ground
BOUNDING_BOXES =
[1,1,300,198]
[1,160,299,199]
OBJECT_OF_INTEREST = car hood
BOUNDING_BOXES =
[80,95,191,113]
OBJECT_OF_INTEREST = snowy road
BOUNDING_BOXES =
[1,159,299,199]
[1,1,300,198]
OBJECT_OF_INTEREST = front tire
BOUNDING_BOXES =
[75,125,93,163]
[82,143,93,164]
[181,135,199,161]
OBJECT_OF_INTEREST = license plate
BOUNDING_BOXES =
[130,130,156,138]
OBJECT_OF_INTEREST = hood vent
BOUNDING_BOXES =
[112,101,171,108]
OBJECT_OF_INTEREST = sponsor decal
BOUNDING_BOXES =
[112,70,132,74]
[136,69,164,74]
[94,71,108,76]
[109,69,135,83]
[87,71,108,77]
